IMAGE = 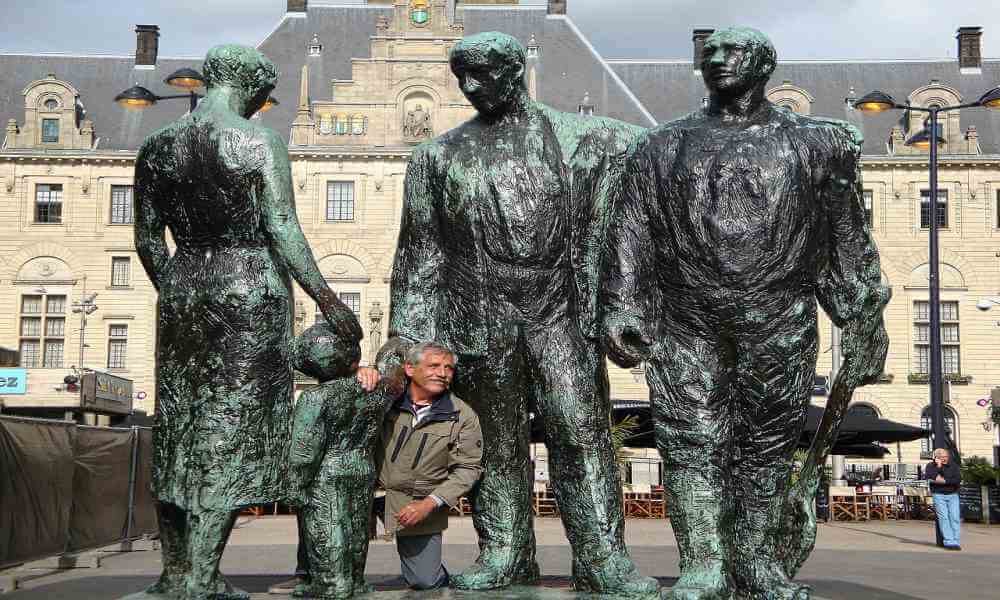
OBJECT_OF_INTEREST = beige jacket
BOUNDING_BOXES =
[378,390,482,536]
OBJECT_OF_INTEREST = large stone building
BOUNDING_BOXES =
[1,0,998,467]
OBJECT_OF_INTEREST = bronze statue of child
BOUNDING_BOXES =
[288,323,406,599]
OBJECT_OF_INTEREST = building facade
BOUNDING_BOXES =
[1,1,998,464]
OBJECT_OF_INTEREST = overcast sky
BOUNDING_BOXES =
[1,0,998,61]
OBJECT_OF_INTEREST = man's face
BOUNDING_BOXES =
[451,52,522,117]
[404,350,456,398]
[701,32,769,97]
[935,453,950,465]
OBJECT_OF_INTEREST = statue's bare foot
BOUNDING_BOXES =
[450,548,540,590]
[573,552,659,598]
[667,561,730,600]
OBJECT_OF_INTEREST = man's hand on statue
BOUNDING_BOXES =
[603,315,652,369]
[322,301,364,341]
[355,367,381,392]
[396,497,437,528]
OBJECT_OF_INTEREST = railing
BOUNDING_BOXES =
[0,415,157,569]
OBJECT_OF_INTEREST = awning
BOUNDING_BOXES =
[530,400,926,457]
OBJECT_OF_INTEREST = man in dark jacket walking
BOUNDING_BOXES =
[926,447,962,549]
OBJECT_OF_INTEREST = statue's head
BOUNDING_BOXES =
[203,44,278,118]
[450,32,527,118]
[293,323,361,382]
[700,27,776,98]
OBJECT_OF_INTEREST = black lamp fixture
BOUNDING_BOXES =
[164,67,205,90]
[114,85,158,109]
[115,67,277,115]
[979,86,1000,110]
[260,96,279,113]
[905,121,947,150]
[853,90,899,113]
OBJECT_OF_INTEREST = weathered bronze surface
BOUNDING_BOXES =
[289,324,406,600]
[383,31,657,597]
[129,44,362,600]
[600,27,889,600]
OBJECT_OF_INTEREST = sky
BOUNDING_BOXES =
[1,0,998,61]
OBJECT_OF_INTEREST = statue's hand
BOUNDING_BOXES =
[839,318,889,388]
[602,312,653,369]
[321,299,364,342]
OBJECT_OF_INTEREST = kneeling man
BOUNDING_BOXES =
[379,342,483,589]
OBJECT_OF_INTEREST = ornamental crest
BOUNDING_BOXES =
[410,0,429,26]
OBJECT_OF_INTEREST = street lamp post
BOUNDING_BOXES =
[855,86,1000,455]
[114,67,278,114]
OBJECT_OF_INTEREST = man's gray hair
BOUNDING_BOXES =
[404,341,457,366]
[933,447,951,459]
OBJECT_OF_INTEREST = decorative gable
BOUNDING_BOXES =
[5,74,95,151]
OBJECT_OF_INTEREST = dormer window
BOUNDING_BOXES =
[308,34,322,57]
[41,118,59,143]
[44,99,58,110]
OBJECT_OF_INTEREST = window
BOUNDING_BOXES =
[326,181,355,221]
[35,184,63,223]
[920,405,958,458]
[339,292,361,317]
[111,257,131,287]
[41,118,59,143]
[919,189,948,229]
[335,115,348,135]
[351,115,366,135]
[847,403,880,419]
[996,190,1000,229]
[44,99,58,110]
[314,291,362,323]
[912,300,960,375]
[19,293,66,368]
[862,190,873,226]
[107,325,128,369]
[110,185,134,224]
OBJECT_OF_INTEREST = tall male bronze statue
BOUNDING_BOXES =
[601,27,889,600]
[382,31,657,596]
[131,45,362,599]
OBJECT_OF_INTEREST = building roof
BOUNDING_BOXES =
[0,54,203,151]
[610,58,1000,155]
[2,4,999,155]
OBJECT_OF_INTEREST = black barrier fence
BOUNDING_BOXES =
[0,416,157,568]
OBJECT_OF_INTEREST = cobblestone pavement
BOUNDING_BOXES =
[3,516,997,599]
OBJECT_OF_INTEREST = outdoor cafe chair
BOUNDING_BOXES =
[830,485,870,521]
[868,485,900,520]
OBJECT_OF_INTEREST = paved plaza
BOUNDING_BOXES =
[4,516,997,599]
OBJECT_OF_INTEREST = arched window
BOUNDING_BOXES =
[920,405,958,458]
[848,403,880,419]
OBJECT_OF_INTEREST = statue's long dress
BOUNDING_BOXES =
[151,143,292,511]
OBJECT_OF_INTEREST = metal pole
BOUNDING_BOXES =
[830,324,845,483]
[121,426,140,551]
[78,277,88,370]
[189,91,197,113]
[927,109,947,453]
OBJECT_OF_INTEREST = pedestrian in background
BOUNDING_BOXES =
[925,447,962,550]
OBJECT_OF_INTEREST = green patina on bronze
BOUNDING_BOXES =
[600,26,889,600]
[127,44,362,600]
[382,31,658,597]
[289,324,406,600]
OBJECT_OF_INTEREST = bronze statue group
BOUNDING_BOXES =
[130,26,888,600]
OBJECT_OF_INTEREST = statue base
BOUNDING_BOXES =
[263,583,831,600]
